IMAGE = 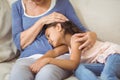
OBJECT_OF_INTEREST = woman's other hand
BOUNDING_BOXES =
[30,57,51,73]
[74,31,97,53]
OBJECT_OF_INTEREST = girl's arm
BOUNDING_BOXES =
[49,35,81,71]
[30,44,69,73]
[30,37,81,73]
[40,44,69,58]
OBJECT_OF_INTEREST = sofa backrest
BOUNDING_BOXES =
[70,0,120,44]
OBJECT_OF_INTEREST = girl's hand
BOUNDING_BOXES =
[38,12,68,25]
[74,31,97,53]
[30,58,51,73]
[70,35,81,50]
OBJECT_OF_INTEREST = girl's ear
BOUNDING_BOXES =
[56,23,62,32]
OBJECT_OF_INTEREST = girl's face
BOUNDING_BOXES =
[45,24,63,47]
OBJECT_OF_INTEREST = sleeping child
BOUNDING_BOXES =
[44,21,120,80]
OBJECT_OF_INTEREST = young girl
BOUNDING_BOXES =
[44,21,120,80]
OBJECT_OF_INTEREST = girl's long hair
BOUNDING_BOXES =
[45,21,84,35]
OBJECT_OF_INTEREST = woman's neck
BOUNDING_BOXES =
[24,0,52,16]
[34,0,51,8]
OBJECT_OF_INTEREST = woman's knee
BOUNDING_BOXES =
[9,58,35,80]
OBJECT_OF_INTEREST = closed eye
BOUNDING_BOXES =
[46,34,49,40]
[45,31,49,39]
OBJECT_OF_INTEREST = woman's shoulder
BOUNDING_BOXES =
[12,0,22,8]
[56,0,70,5]
[12,0,23,13]
[55,0,71,9]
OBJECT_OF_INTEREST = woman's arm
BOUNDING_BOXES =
[12,2,68,50]
[12,2,43,50]
[12,3,45,50]
[65,0,86,31]
[20,20,44,49]
[21,12,68,49]
[65,0,97,51]
[12,2,24,51]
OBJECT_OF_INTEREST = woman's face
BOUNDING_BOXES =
[45,25,63,47]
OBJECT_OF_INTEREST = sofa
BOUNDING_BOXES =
[0,0,120,80]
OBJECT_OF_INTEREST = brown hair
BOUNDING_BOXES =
[45,21,84,35]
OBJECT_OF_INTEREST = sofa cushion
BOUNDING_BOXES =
[0,0,17,62]
[0,60,15,80]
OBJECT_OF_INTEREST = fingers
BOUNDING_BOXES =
[41,12,69,25]
[74,35,87,42]
[30,64,39,73]
[72,33,88,50]
[40,12,69,25]
[74,33,86,37]
[50,18,66,23]
[30,62,43,74]
[78,40,90,50]
[73,31,96,53]
[52,12,69,21]
[81,44,92,53]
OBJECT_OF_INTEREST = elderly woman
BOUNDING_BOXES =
[10,0,96,80]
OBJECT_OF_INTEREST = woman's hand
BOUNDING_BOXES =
[30,57,51,73]
[38,12,68,25]
[74,31,97,53]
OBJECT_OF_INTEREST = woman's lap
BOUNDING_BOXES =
[10,55,71,80]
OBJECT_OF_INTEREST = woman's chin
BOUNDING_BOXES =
[33,0,42,2]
